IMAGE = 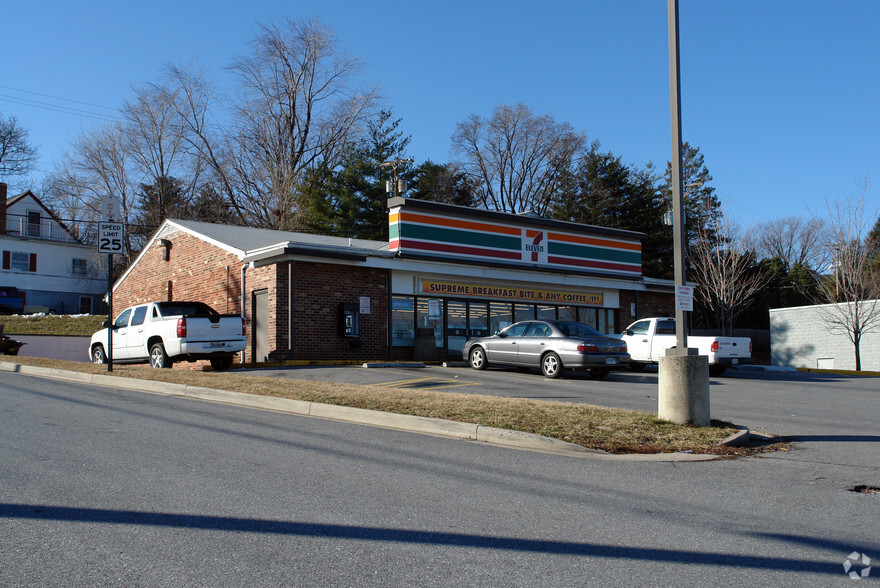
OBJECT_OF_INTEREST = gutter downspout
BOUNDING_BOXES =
[241,263,247,364]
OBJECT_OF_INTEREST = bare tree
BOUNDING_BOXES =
[49,122,139,263]
[123,83,203,222]
[688,205,770,335]
[451,103,586,214]
[813,182,880,370]
[753,216,828,270]
[0,113,38,186]
[168,17,381,229]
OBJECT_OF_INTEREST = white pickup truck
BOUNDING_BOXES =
[619,317,752,376]
[89,301,246,370]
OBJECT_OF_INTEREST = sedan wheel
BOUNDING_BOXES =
[469,347,488,370]
[92,345,107,364]
[541,352,563,378]
[149,343,173,369]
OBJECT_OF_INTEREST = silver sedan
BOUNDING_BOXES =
[462,320,630,379]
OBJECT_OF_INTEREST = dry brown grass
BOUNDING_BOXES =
[3,356,742,454]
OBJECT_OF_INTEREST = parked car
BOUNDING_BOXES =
[0,323,25,355]
[618,317,753,376]
[463,320,630,379]
[0,286,26,315]
[89,301,246,370]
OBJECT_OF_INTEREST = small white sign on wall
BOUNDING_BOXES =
[359,296,371,315]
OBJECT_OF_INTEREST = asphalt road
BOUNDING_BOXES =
[1,370,878,585]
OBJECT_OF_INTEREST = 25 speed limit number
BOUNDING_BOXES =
[97,221,124,255]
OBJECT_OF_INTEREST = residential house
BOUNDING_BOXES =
[0,183,106,314]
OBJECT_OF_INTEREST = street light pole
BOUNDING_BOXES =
[658,0,710,426]
[668,0,687,352]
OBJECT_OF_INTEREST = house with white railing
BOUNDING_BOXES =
[0,183,106,314]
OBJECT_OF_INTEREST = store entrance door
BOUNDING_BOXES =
[446,301,490,360]
[446,300,467,360]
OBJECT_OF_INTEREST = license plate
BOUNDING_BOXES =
[732,358,738,365]
[605,357,618,365]
[209,342,225,348]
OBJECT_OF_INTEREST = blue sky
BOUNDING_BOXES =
[4,0,878,228]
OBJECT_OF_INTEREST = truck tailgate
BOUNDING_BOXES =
[716,337,751,358]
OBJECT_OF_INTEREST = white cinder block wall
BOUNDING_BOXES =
[770,302,880,371]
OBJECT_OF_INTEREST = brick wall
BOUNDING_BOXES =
[114,230,242,314]
[290,262,388,361]
[619,290,675,326]
[113,230,244,368]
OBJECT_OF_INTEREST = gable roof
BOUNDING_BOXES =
[6,190,80,242]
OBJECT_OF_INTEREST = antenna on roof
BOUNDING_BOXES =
[380,157,414,198]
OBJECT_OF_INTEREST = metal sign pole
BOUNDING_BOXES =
[107,253,113,373]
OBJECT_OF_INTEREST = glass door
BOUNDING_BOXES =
[468,302,489,339]
[446,300,468,360]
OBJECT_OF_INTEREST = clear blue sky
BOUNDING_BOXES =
[4,0,878,228]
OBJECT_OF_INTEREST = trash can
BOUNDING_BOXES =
[413,327,437,361]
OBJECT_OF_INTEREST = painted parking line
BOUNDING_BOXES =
[369,376,482,390]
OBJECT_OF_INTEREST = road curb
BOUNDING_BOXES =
[0,361,720,461]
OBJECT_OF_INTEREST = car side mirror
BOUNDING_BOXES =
[495,330,505,338]
[624,329,633,336]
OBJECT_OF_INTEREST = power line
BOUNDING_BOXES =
[0,86,122,123]
[0,84,118,112]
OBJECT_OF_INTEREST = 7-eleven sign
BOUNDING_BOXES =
[524,229,547,265]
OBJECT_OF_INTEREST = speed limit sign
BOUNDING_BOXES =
[97,221,124,255]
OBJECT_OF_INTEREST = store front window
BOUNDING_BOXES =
[392,294,618,350]
[489,302,512,335]
[537,305,556,320]
[515,304,535,323]
[416,298,444,348]
[391,296,414,346]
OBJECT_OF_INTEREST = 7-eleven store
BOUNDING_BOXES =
[114,197,675,364]
[384,197,672,361]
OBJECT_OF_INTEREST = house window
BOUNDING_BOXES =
[10,252,31,271]
[79,296,92,314]
[72,258,88,275]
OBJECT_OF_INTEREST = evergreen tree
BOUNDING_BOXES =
[298,109,411,241]
[660,142,723,250]
[409,160,476,207]
[548,146,670,278]
[132,176,189,241]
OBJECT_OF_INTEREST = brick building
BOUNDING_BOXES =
[111,198,675,364]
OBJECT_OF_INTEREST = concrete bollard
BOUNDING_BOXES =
[658,354,710,426]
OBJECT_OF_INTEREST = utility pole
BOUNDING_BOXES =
[658,0,710,426]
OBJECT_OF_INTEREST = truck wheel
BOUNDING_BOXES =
[149,343,173,369]
[589,368,610,379]
[209,355,234,371]
[709,365,727,377]
[541,352,563,378]
[469,346,489,370]
[92,344,107,364]
[628,362,646,372]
